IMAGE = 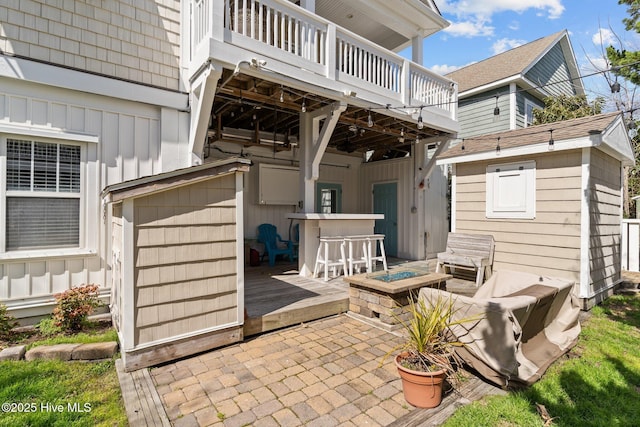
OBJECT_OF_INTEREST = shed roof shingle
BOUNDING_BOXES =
[438,112,622,160]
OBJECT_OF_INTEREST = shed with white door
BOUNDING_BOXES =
[437,112,634,309]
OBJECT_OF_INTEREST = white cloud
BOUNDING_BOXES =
[430,62,478,75]
[592,28,616,47]
[430,64,463,75]
[439,0,564,20]
[443,20,494,37]
[583,54,609,73]
[438,0,564,39]
[491,38,527,54]
[508,21,520,31]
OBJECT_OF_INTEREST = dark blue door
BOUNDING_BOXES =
[373,182,398,257]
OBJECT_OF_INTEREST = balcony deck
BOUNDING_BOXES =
[191,0,458,134]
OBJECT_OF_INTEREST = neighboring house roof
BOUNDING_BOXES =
[437,112,634,166]
[446,30,584,97]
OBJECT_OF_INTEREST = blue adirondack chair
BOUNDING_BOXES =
[257,223,294,267]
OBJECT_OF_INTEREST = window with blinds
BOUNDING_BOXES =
[5,139,81,250]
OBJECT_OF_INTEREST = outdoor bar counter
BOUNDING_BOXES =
[286,213,384,277]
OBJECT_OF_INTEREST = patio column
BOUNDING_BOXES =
[411,35,423,65]
[297,101,346,277]
[298,101,347,213]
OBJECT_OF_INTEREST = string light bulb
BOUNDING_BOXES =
[548,129,555,150]
[495,137,501,155]
[611,77,621,93]
[367,109,374,127]
[493,96,500,122]
[417,107,424,130]
[461,139,465,151]
[301,97,306,113]
[279,86,285,103]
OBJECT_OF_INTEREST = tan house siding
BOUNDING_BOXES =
[589,149,622,292]
[0,0,181,90]
[455,151,583,281]
[132,175,238,346]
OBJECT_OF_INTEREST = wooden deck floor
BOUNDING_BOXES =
[243,263,350,336]
[243,259,478,337]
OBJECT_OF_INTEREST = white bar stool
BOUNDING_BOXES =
[366,234,388,272]
[344,236,369,276]
[313,236,347,281]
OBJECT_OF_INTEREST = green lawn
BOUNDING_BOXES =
[0,325,127,427]
[444,293,640,427]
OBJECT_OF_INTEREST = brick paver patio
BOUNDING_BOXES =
[151,314,411,426]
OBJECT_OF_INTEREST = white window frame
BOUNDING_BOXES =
[524,99,536,127]
[486,160,536,219]
[1,134,87,257]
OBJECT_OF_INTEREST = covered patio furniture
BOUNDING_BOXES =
[418,270,581,387]
[257,223,294,267]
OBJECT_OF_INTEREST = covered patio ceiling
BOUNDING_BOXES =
[208,69,451,160]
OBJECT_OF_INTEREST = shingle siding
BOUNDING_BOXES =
[0,0,181,90]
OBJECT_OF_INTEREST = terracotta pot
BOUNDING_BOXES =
[395,353,447,408]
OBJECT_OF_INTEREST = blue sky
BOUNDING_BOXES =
[402,0,640,106]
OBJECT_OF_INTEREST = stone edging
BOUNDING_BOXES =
[0,341,119,362]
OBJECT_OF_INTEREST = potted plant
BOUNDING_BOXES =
[388,291,476,409]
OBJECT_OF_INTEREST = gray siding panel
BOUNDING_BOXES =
[458,87,510,139]
[525,44,576,97]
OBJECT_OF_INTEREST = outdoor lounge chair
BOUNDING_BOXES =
[257,223,294,267]
[418,270,581,387]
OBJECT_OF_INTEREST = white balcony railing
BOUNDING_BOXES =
[192,0,456,120]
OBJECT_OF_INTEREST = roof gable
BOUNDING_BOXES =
[446,30,584,97]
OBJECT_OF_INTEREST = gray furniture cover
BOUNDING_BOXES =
[418,270,581,387]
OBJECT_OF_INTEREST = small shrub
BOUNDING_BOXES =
[52,284,102,332]
[37,317,63,337]
[0,303,18,339]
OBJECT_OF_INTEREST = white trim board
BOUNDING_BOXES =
[0,55,188,110]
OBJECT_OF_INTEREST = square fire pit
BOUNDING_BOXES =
[345,269,452,327]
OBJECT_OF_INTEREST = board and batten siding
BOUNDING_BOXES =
[0,0,181,90]
[455,151,583,281]
[0,78,187,320]
[209,141,362,242]
[132,175,239,346]
[588,149,622,293]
